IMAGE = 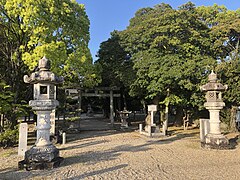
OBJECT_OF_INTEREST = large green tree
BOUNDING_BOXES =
[95,30,137,109]
[0,0,100,86]
[96,31,134,88]
[0,0,99,126]
[196,4,240,130]
[119,3,216,122]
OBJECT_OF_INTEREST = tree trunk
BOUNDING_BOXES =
[175,106,184,127]
[160,109,165,124]
[230,105,238,132]
[140,99,147,115]
[162,104,169,135]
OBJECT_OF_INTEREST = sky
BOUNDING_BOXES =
[77,0,240,62]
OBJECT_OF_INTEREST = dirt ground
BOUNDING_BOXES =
[0,122,240,180]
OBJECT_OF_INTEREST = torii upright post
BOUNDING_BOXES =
[110,90,114,125]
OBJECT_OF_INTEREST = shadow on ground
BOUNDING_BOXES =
[68,164,128,179]
[61,130,200,168]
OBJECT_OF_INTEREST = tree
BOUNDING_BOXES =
[0,0,99,126]
[96,31,134,88]
[197,5,240,131]
[119,3,216,124]
[0,0,101,85]
[0,81,13,115]
[95,31,136,109]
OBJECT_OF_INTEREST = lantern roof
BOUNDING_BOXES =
[200,71,227,91]
[23,57,63,84]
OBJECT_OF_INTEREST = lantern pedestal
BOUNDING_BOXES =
[202,107,229,149]
[203,134,229,149]
[19,100,63,170]
[19,145,63,170]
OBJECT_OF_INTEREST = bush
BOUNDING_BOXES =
[0,127,19,148]
[66,117,80,122]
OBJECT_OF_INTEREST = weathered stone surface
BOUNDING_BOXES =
[202,134,229,149]
[18,123,28,157]
[199,119,210,143]
[141,105,162,137]
[200,71,229,149]
[23,57,63,84]
[19,57,63,171]
[29,100,59,110]
[25,145,59,162]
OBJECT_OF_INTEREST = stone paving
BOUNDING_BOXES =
[0,116,240,179]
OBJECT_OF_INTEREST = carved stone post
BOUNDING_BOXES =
[18,57,64,170]
[140,105,161,137]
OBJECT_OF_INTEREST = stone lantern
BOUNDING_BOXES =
[19,57,63,170]
[200,71,229,149]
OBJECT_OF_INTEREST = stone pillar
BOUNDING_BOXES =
[204,107,228,149]
[18,123,28,157]
[140,105,161,137]
[200,119,210,143]
[36,111,52,146]
[208,108,221,135]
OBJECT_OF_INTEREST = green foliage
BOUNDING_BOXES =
[0,0,100,129]
[0,126,19,148]
[0,80,14,113]
[160,94,183,106]
[66,117,80,122]
[97,2,240,128]
[0,80,29,127]
[120,3,216,109]
[96,31,134,88]
[0,0,100,89]
[196,4,240,61]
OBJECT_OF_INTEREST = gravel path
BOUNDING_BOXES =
[0,124,240,179]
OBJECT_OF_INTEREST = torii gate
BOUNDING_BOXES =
[65,87,121,124]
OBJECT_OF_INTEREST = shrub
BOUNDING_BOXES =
[0,127,19,148]
[66,117,80,122]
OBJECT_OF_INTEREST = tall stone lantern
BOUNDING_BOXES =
[19,57,63,170]
[200,71,229,149]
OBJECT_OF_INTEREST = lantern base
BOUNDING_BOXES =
[202,134,229,149]
[18,145,63,171]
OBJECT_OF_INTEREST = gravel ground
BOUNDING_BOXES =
[0,126,240,180]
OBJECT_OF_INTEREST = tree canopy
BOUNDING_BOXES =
[97,2,240,127]
[96,31,135,88]
[0,0,100,127]
[119,3,216,109]
[0,0,100,88]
